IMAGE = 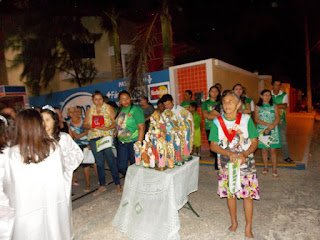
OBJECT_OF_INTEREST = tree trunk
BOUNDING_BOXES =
[110,19,124,79]
[160,4,174,69]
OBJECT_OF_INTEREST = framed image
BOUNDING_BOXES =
[148,82,171,104]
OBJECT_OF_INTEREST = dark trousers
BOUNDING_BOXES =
[206,130,218,170]
[89,137,120,186]
[117,141,135,177]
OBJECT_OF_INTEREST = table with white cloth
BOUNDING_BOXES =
[112,156,199,240]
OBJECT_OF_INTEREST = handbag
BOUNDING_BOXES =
[82,147,95,164]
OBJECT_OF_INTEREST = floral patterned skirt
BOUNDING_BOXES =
[217,173,260,200]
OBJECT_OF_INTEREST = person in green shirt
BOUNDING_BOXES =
[271,79,294,164]
[116,90,145,176]
[202,85,221,169]
[180,90,196,109]
[189,102,202,157]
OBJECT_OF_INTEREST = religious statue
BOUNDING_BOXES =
[173,130,183,165]
[162,110,177,142]
[148,142,156,168]
[167,142,175,168]
[141,140,150,168]
[156,137,167,170]
[133,141,142,165]
[178,108,194,161]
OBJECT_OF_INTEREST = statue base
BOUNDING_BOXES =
[183,155,193,161]
[155,166,168,171]
[175,161,184,166]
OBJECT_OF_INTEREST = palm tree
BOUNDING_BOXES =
[1,2,101,95]
[126,13,159,104]
[100,9,124,80]
[160,0,174,69]
[126,0,175,102]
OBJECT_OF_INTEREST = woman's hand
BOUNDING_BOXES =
[264,128,271,135]
[229,152,246,165]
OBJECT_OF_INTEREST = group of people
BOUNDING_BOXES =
[0,79,292,239]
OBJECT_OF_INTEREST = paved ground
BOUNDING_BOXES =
[72,122,320,240]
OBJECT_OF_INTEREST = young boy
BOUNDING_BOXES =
[189,102,202,157]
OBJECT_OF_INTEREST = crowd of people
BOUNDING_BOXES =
[0,79,293,239]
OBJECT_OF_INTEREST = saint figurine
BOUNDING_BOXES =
[167,142,175,168]
[141,140,150,168]
[173,131,183,165]
[156,137,167,170]
[134,141,142,165]
[148,142,156,168]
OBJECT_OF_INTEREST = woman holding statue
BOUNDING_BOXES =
[209,92,259,239]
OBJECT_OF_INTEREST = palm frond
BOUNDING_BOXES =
[126,13,159,103]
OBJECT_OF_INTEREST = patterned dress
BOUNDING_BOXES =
[209,114,260,200]
[257,104,281,149]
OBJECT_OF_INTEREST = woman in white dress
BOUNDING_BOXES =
[0,113,15,240]
[40,105,83,239]
[3,108,81,240]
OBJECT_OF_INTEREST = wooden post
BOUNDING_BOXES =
[305,16,312,113]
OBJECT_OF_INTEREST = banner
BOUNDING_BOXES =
[29,70,170,119]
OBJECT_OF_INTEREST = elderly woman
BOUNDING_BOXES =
[116,90,145,176]
[83,90,122,196]
[209,92,259,239]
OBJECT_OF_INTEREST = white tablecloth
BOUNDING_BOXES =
[112,156,199,240]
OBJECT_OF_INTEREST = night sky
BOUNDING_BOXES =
[1,0,319,99]
[124,0,320,96]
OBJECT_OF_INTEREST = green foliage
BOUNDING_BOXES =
[1,11,101,95]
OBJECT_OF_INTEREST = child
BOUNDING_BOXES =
[255,89,281,178]
[189,102,202,157]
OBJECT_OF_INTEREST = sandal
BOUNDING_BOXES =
[261,170,268,175]
[272,173,279,178]
[93,186,107,196]
[83,185,90,193]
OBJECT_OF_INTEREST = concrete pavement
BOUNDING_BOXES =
[71,122,320,240]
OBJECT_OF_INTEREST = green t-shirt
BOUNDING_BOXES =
[201,99,220,130]
[192,112,202,129]
[180,100,196,109]
[116,105,145,143]
[272,91,288,124]
[245,97,252,104]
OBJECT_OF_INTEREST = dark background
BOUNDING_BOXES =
[1,0,319,103]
